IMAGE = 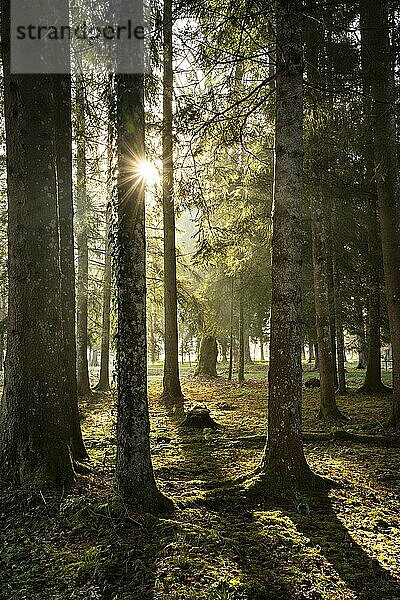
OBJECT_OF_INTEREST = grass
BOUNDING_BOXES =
[0,364,399,599]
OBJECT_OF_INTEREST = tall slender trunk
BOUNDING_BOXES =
[359,193,388,393]
[228,278,234,380]
[327,254,338,388]
[334,267,347,394]
[161,0,183,402]
[219,339,228,363]
[148,311,157,364]
[259,0,315,485]
[0,0,75,487]
[360,0,400,428]
[96,205,112,392]
[75,73,91,397]
[356,304,367,369]
[311,190,343,419]
[238,283,245,384]
[359,20,389,395]
[244,313,253,364]
[259,315,265,362]
[114,72,171,512]
[308,344,314,363]
[305,4,344,420]
[54,73,87,459]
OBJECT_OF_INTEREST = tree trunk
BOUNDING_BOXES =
[75,73,91,397]
[244,316,253,364]
[311,187,344,419]
[148,311,158,364]
[238,291,245,384]
[219,339,228,363]
[114,72,171,512]
[305,4,344,420]
[161,0,183,402]
[359,190,387,393]
[228,278,234,380]
[53,73,87,460]
[259,0,315,486]
[96,205,112,392]
[0,290,5,372]
[356,315,367,369]
[259,316,265,362]
[195,336,218,377]
[0,0,75,487]
[308,344,314,363]
[314,342,319,371]
[360,0,400,428]
[333,263,347,395]
[358,14,391,396]
[327,255,338,388]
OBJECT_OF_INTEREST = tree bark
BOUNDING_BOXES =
[114,72,171,512]
[334,267,347,395]
[219,339,228,363]
[75,73,91,397]
[53,73,87,459]
[228,278,234,380]
[308,344,314,363]
[360,0,400,428]
[359,12,391,395]
[311,186,344,419]
[238,289,245,384]
[356,306,367,369]
[305,3,344,420]
[259,0,315,486]
[96,205,112,392]
[195,336,218,377]
[359,193,389,393]
[244,316,253,364]
[0,0,75,487]
[161,0,183,402]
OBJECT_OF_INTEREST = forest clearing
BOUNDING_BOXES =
[1,365,400,599]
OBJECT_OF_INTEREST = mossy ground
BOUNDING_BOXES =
[0,362,399,599]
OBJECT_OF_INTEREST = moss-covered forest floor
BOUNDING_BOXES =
[1,364,400,599]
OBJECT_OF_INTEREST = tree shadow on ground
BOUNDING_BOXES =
[290,488,400,600]
[197,480,400,600]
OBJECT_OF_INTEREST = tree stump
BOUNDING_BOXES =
[180,406,219,429]
[305,377,321,388]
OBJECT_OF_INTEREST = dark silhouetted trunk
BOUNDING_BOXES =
[334,269,347,395]
[161,0,183,402]
[0,0,75,487]
[314,342,319,371]
[361,0,400,427]
[219,339,228,363]
[356,307,367,369]
[238,291,245,384]
[308,344,314,363]
[359,18,390,395]
[96,206,112,392]
[244,317,253,364]
[359,193,388,393]
[228,278,234,380]
[305,4,344,420]
[311,185,344,419]
[75,73,91,397]
[54,73,87,459]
